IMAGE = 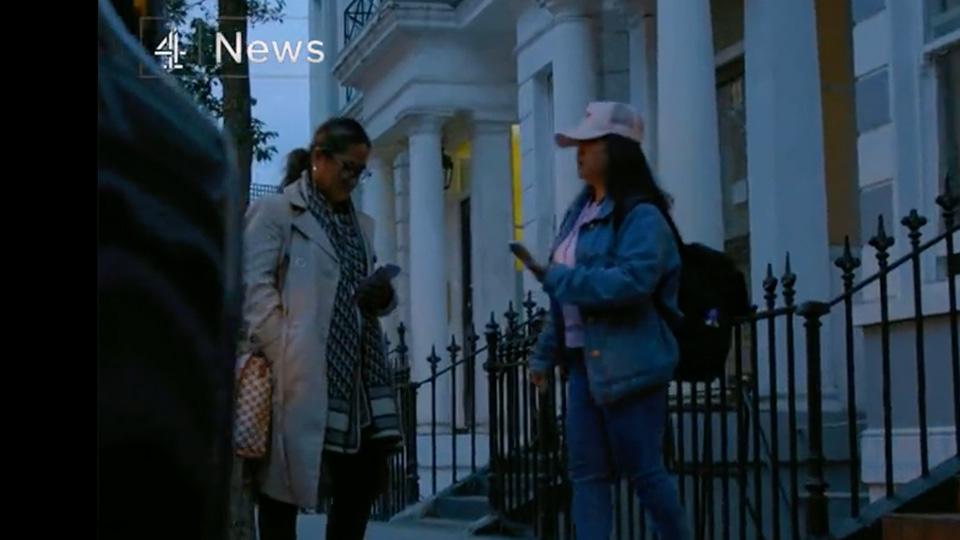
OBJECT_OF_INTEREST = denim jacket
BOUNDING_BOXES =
[529,188,682,405]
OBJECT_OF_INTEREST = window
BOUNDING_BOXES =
[716,59,751,297]
[936,46,959,279]
[711,0,744,53]
[927,0,960,42]
[936,46,960,195]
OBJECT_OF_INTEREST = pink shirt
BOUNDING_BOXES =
[552,200,602,348]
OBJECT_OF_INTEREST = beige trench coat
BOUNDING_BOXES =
[241,175,393,508]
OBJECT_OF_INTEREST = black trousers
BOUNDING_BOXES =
[258,442,389,540]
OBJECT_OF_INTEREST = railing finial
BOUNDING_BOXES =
[763,263,779,310]
[782,252,797,307]
[467,322,480,349]
[901,209,928,247]
[834,235,861,292]
[869,215,895,265]
[523,290,537,322]
[936,173,958,226]
[505,302,520,334]
[447,334,461,357]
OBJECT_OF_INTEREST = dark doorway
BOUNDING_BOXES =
[460,197,475,430]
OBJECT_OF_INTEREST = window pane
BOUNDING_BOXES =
[927,0,960,41]
[711,0,744,52]
[938,47,960,191]
[937,46,960,238]
[717,72,749,238]
[716,64,751,296]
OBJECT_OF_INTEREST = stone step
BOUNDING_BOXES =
[417,466,482,500]
[882,514,960,540]
[415,432,491,466]
[391,515,531,538]
[428,495,491,522]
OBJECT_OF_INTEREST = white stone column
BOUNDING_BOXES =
[469,120,517,331]
[621,0,658,167]
[362,153,400,338]
[309,0,340,125]
[393,150,412,330]
[367,154,397,268]
[657,0,724,249]
[405,113,451,425]
[542,0,599,223]
[744,0,835,399]
[469,119,517,427]
[359,157,380,217]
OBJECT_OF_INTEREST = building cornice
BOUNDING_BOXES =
[333,1,460,85]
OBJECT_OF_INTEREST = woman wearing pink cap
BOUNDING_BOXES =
[513,101,690,539]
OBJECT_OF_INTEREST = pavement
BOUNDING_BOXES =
[297,514,518,540]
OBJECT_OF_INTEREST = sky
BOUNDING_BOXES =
[247,0,313,186]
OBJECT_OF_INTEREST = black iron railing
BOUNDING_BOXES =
[366,302,546,521]
[364,180,959,539]
[249,182,281,202]
[341,0,380,105]
[344,0,380,45]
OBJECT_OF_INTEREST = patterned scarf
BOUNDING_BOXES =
[305,182,400,454]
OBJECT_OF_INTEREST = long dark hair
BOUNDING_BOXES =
[282,117,372,186]
[602,134,672,222]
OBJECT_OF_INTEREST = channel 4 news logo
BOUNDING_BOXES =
[153,29,184,71]
[139,17,324,78]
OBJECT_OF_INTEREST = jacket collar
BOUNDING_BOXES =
[284,174,339,262]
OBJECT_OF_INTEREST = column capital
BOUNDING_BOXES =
[396,109,453,137]
[369,142,403,168]
[392,149,409,169]
[617,0,655,25]
[471,117,514,136]
[366,152,391,176]
[538,0,597,19]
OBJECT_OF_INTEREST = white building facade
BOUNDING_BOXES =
[308,0,959,499]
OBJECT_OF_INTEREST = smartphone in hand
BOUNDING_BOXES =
[509,242,534,266]
[375,263,402,281]
[510,241,547,281]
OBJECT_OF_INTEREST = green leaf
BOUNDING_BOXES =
[160,0,286,164]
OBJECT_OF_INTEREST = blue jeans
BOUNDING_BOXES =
[565,352,690,540]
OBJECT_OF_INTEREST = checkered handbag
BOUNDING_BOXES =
[233,352,272,458]
[232,202,292,459]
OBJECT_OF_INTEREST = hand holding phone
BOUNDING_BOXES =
[375,263,401,281]
[356,264,401,312]
[509,242,546,281]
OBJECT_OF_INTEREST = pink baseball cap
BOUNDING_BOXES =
[555,101,645,147]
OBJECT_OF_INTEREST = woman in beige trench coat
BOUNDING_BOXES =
[242,117,401,540]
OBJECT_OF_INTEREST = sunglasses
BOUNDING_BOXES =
[332,154,371,184]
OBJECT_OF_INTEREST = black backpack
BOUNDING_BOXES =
[614,199,750,383]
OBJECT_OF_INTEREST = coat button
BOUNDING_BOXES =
[590,349,600,358]
[294,257,306,267]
